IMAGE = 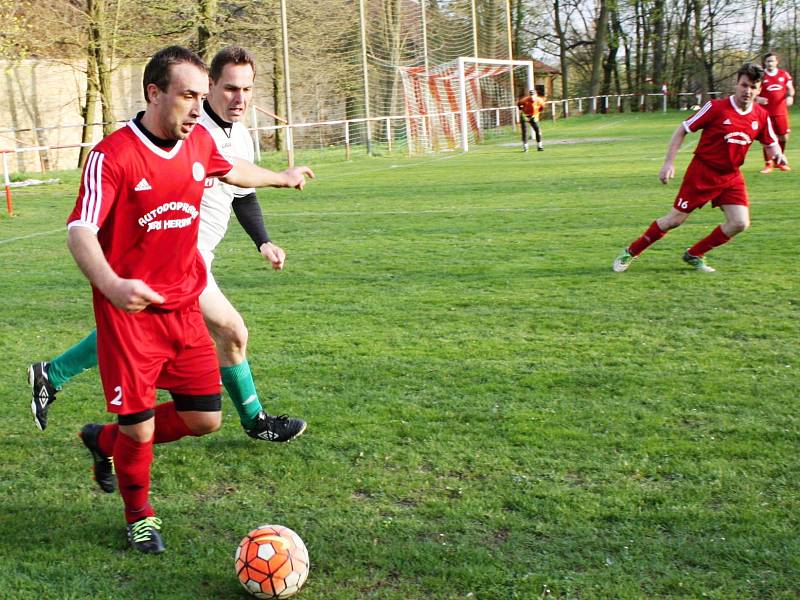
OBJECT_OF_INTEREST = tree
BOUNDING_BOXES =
[588,0,611,102]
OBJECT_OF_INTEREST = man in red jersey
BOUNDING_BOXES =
[67,46,314,554]
[612,63,786,274]
[757,52,794,173]
[517,88,546,152]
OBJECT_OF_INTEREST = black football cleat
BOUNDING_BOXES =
[245,412,307,442]
[28,362,58,431]
[79,423,116,493]
[127,517,165,554]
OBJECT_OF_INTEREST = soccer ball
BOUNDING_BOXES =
[235,524,310,599]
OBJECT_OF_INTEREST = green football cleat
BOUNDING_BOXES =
[612,248,635,272]
[682,250,716,273]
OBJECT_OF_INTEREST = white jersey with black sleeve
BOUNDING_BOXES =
[196,104,256,254]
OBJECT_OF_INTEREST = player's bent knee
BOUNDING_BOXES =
[118,409,156,442]
[185,413,222,436]
[171,392,223,435]
[728,220,749,234]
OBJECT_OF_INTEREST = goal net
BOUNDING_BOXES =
[399,57,534,154]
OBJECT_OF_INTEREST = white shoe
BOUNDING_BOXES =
[612,249,635,272]
[682,251,716,273]
[523,144,529,152]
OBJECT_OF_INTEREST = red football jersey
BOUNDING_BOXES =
[759,68,793,116]
[67,120,233,310]
[682,97,778,173]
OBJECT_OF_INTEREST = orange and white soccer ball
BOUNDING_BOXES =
[235,524,310,599]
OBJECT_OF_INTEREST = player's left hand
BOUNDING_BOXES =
[659,162,675,184]
[283,166,315,190]
[260,241,286,270]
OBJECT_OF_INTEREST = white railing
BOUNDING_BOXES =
[1,90,725,214]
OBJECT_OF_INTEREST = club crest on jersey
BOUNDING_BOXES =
[751,121,759,130]
[192,162,206,182]
[724,131,752,145]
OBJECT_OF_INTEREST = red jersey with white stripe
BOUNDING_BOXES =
[682,97,777,174]
[67,120,233,310]
[759,68,793,116]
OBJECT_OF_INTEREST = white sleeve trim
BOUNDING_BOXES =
[67,220,99,234]
[683,101,713,132]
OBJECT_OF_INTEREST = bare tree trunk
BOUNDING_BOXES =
[589,0,610,104]
[513,0,525,61]
[272,47,285,152]
[197,0,218,61]
[602,8,618,104]
[4,67,24,171]
[613,7,633,94]
[79,52,99,168]
[14,64,49,171]
[553,0,570,99]
[87,0,115,136]
[652,0,666,90]
[671,0,692,99]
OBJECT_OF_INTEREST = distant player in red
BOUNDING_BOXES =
[517,88,545,152]
[67,46,313,554]
[613,63,786,273]
[756,52,794,173]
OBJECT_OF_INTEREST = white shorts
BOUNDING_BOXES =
[199,249,220,295]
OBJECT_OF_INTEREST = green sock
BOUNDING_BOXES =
[220,359,263,428]
[48,330,98,388]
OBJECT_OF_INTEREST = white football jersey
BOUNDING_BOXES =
[196,106,256,253]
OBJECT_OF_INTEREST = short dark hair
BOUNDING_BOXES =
[763,52,777,64]
[209,46,257,82]
[142,46,207,103]
[736,62,764,84]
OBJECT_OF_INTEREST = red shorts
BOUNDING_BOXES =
[770,113,791,136]
[673,159,748,213]
[94,295,220,415]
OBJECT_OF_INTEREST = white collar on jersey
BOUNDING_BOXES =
[127,119,185,160]
[728,95,754,116]
[765,68,779,76]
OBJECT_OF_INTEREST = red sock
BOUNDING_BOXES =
[687,225,731,257]
[98,423,118,456]
[154,401,196,444]
[628,220,667,256]
[114,432,155,524]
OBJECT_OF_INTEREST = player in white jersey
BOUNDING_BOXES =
[28,46,307,442]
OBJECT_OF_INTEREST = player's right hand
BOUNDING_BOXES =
[106,278,165,313]
[659,163,675,184]
[283,166,315,190]
[260,241,286,270]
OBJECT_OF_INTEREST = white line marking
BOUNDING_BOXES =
[0,228,63,245]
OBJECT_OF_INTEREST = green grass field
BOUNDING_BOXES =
[0,111,798,599]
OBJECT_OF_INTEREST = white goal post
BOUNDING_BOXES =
[457,58,534,152]
[399,57,535,154]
